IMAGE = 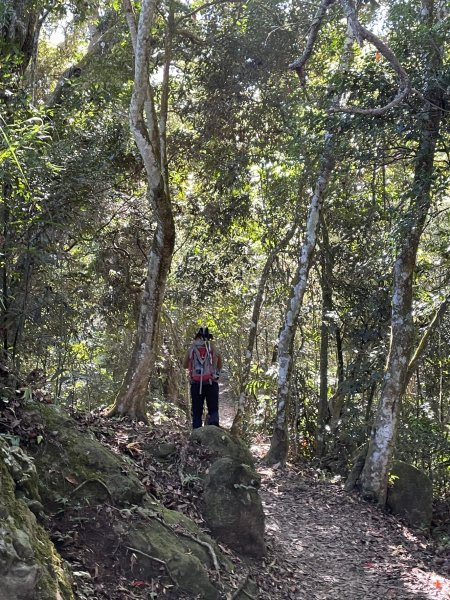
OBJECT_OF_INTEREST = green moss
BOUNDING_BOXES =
[191,426,254,466]
[25,405,145,510]
[160,506,233,571]
[32,522,74,600]
[0,454,74,600]
[122,517,221,600]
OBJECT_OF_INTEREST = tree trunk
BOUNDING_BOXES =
[231,222,298,436]
[1,182,11,360]
[106,0,175,422]
[1,0,39,74]
[264,23,358,465]
[0,0,41,361]
[316,219,333,458]
[360,1,443,503]
[263,142,335,465]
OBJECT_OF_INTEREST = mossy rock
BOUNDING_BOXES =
[0,447,74,600]
[234,578,259,600]
[203,457,265,557]
[23,404,145,512]
[0,435,40,501]
[116,499,225,599]
[387,461,433,529]
[191,426,254,466]
[158,504,233,571]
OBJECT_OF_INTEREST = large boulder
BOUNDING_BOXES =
[191,425,254,466]
[203,457,265,557]
[118,502,227,600]
[18,405,243,598]
[386,461,433,529]
[0,437,74,600]
[23,404,146,510]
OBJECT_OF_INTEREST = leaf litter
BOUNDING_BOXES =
[2,382,450,599]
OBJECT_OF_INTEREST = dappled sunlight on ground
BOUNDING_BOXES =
[257,464,450,599]
[202,380,450,598]
[405,568,450,599]
[218,375,237,429]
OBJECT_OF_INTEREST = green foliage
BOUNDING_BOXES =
[1,0,449,500]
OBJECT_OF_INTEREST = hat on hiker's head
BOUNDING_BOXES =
[195,326,213,340]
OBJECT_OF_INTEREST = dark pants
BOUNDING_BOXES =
[191,380,219,428]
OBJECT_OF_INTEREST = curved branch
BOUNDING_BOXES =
[289,0,410,114]
[406,294,450,383]
[329,0,410,116]
[176,0,242,23]
[122,0,138,51]
[289,0,337,82]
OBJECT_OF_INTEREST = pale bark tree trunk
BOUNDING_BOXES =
[406,294,450,383]
[360,0,444,504]
[106,0,175,422]
[231,222,298,436]
[316,218,333,458]
[263,22,359,465]
[263,141,335,464]
[265,0,409,463]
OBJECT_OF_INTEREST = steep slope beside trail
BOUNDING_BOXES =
[219,388,450,599]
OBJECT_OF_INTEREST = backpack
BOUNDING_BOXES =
[189,342,216,384]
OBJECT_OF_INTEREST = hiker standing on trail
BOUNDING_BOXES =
[183,327,222,428]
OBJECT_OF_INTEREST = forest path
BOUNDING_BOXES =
[219,383,450,599]
[254,463,450,599]
[218,373,237,429]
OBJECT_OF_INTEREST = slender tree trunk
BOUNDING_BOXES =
[11,242,32,366]
[0,225,51,364]
[406,294,450,383]
[316,219,333,458]
[360,1,443,503]
[364,382,377,436]
[1,183,10,360]
[106,0,175,422]
[264,23,358,465]
[335,326,344,389]
[1,0,39,74]
[1,1,41,361]
[263,141,335,464]
[231,222,298,435]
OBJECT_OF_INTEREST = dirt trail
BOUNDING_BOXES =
[256,466,450,599]
[219,384,450,599]
[218,375,237,429]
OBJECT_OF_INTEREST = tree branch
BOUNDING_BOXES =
[329,0,410,115]
[122,0,137,52]
[124,546,178,585]
[289,0,411,114]
[125,546,166,565]
[172,527,220,573]
[176,0,242,24]
[289,0,337,82]
[406,294,450,383]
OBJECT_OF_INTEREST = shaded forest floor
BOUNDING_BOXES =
[257,464,450,599]
[43,380,450,599]
[219,383,450,600]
